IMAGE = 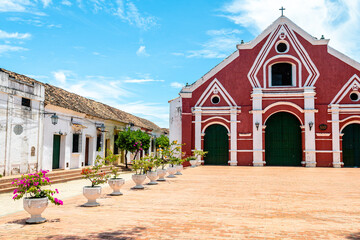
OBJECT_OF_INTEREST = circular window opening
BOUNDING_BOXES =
[277,42,288,53]
[211,96,220,104]
[350,92,359,101]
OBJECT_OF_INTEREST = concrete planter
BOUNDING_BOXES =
[83,186,102,207]
[132,174,146,189]
[157,168,167,181]
[167,166,177,178]
[108,178,125,196]
[175,165,183,175]
[189,160,197,167]
[147,171,158,185]
[23,197,48,224]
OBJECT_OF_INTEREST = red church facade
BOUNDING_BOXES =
[169,16,360,167]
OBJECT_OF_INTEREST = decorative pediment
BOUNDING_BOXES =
[195,78,236,107]
[247,22,320,88]
[331,74,360,104]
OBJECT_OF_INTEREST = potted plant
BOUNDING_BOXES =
[156,148,168,181]
[12,170,63,224]
[188,156,198,167]
[162,141,182,178]
[193,149,207,166]
[81,155,108,207]
[144,155,158,185]
[175,158,186,175]
[105,150,125,196]
[131,159,147,189]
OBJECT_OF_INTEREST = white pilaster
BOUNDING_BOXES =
[4,95,13,176]
[331,104,342,168]
[193,107,202,161]
[229,107,237,166]
[304,87,316,167]
[252,89,264,166]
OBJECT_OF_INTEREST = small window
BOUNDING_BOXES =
[271,63,292,86]
[21,98,31,108]
[211,96,220,104]
[350,92,359,102]
[277,43,288,53]
[72,133,81,153]
[96,134,102,151]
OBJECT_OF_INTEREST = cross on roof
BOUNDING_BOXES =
[279,6,285,16]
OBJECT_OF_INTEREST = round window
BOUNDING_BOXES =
[276,42,288,53]
[350,92,359,101]
[211,96,220,104]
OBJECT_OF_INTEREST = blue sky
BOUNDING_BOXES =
[1,0,359,128]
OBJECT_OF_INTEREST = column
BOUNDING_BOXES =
[304,87,316,167]
[229,107,237,166]
[4,95,13,176]
[193,107,202,162]
[252,89,263,166]
[331,104,341,168]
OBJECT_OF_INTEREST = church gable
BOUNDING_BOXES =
[195,78,236,107]
[247,19,320,88]
[331,74,360,105]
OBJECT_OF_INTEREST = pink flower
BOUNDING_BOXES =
[12,194,18,199]
[13,189,18,194]
[55,189,59,194]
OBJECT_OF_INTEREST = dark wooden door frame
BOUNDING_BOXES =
[85,137,90,166]
[52,135,61,169]
[203,124,229,165]
[342,124,360,167]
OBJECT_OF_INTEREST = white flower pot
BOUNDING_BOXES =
[157,168,167,181]
[23,197,48,224]
[175,165,183,175]
[167,166,177,178]
[196,160,202,166]
[132,174,146,189]
[108,178,125,196]
[189,160,197,167]
[147,171,158,185]
[83,186,102,207]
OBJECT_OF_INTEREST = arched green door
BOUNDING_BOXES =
[342,124,360,167]
[204,124,229,165]
[265,112,302,166]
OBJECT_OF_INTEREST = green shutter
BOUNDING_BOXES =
[52,135,61,169]
[342,124,360,167]
[265,112,302,166]
[204,124,229,165]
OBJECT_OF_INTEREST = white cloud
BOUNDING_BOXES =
[172,52,184,56]
[170,82,184,89]
[52,70,74,84]
[124,78,164,83]
[115,0,157,30]
[206,29,242,36]
[136,45,149,57]
[61,0,72,6]
[0,45,28,54]
[0,30,31,39]
[221,0,360,61]
[41,0,52,8]
[0,0,31,12]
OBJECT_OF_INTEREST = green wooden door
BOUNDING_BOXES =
[265,112,302,166]
[204,124,229,165]
[342,124,360,167]
[52,135,61,169]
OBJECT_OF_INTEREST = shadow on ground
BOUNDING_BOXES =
[37,227,146,240]
[347,232,360,240]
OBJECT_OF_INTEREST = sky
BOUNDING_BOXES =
[1,0,360,128]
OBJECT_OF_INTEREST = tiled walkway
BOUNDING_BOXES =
[1,166,360,239]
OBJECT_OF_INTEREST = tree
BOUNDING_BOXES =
[116,128,151,168]
[155,135,169,150]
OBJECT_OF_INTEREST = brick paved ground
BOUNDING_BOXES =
[1,166,360,239]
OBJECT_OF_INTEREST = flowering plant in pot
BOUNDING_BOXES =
[11,170,63,224]
[193,149,207,166]
[105,150,125,196]
[81,155,108,207]
[174,157,187,175]
[162,141,182,178]
[131,158,147,189]
[143,155,159,185]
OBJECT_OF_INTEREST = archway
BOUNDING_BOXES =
[342,124,360,167]
[203,124,229,165]
[265,112,302,166]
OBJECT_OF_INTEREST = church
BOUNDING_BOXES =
[169,14,360,168]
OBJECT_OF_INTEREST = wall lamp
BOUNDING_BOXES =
[308,121,314,131]
[255,122,260,131]
[44,112,58,125]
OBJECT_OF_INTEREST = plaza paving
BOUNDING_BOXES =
[0,166,360,239]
